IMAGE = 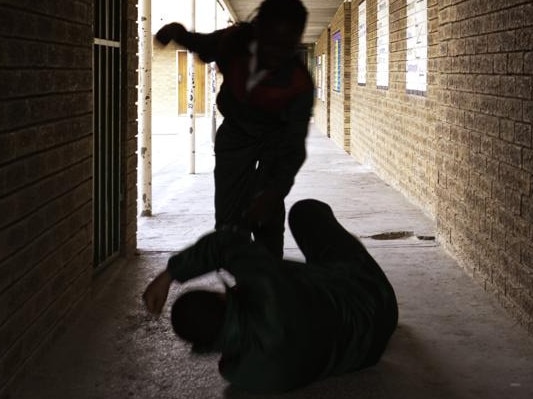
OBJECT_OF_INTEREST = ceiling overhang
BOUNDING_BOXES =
[222,0,345,44]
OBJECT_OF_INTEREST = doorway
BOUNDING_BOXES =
[177,51,207,115]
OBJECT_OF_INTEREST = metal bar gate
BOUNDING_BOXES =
[93,0,121,267]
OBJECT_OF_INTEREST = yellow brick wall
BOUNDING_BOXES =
[436,0,533,331]
[350,0,438,217]
[152,42,179,117]
[329,1,352,153]
[339,0,532,332]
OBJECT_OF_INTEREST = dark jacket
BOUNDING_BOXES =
[167,230,398,394]
[178,23,315,197]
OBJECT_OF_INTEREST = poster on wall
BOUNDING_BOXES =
[320,54,328,101]
[316,54,326,101]
[376,0,389,88]
[316,55,321,99]
[358,1,367,85]
[333,31,342,92]
[406,0,427,93]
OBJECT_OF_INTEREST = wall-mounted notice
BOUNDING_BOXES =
[321,54,327,100]
[315,54,327,101]
[376,0,389,88]
[406,0,427,93]
[316,55,322,99]
[358,1,367,85]
[333,31,342,92]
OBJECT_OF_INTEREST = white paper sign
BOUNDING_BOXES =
[358,1,367,85]
[406,0,427,92]
[376,0,389,87]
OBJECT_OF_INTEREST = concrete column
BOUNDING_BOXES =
[187,0,196,174]
[211,0,218,143]
[138,0,152,216]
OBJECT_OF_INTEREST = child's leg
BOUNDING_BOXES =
[288,199,365,263]
[289,199,398,366]
[252,201,285,260]
[214,122,257,230]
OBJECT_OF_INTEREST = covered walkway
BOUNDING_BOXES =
[13,122,533,399]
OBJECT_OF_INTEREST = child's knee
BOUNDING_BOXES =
[290,198,330,218]
[289,199,334,235]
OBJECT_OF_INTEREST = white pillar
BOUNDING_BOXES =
[210,62,217,143]
[138,0,152,216]
[187,0,196,174]
[210,0,217,143]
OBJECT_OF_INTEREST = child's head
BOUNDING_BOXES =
[253,0,308,69]
[171,290,227,353]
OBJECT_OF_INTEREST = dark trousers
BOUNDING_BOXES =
[214,121,285,259]
[288,199,399,367]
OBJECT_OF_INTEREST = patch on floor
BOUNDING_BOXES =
[363,231,435,241]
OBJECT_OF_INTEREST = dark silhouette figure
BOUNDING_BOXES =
[155,0,315,258]
[144,199,398,394]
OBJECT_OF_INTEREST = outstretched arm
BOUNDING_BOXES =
[142,230,250,314]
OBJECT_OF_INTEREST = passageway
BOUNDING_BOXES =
[13,124,533,399]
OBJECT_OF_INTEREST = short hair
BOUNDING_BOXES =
[171,290,226,353]
[256,0,308,36]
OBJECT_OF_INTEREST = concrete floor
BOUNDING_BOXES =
[12,120,533,399]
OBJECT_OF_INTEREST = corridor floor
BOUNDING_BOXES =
[12,121,533,399]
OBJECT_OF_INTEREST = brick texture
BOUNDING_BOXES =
[0,0,139,396]
[153,43,180,117]
[1,3,532,398]
[347,0,439,216]
[313,0,532,332]
[0,0,94,393]
[436,0,533,332]
[328,2,352,152]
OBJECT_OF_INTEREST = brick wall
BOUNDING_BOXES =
[153,42,179,117]
[436,1,533,331]
[350,0,438,216]
[0,0,94,394]
[343,0,532,331]
[329,1,352,152]
[0,0,139,395]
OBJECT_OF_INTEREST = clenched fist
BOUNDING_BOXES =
[155,22,187,46]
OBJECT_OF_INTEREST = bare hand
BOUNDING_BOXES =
[155,23,187,46]
[142,270,173,315]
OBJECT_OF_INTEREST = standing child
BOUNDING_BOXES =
[155,0,314,258]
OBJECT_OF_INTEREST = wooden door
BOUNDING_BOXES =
[177,51,206,115]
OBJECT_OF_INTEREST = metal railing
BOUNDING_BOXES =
[93,0,122,267]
